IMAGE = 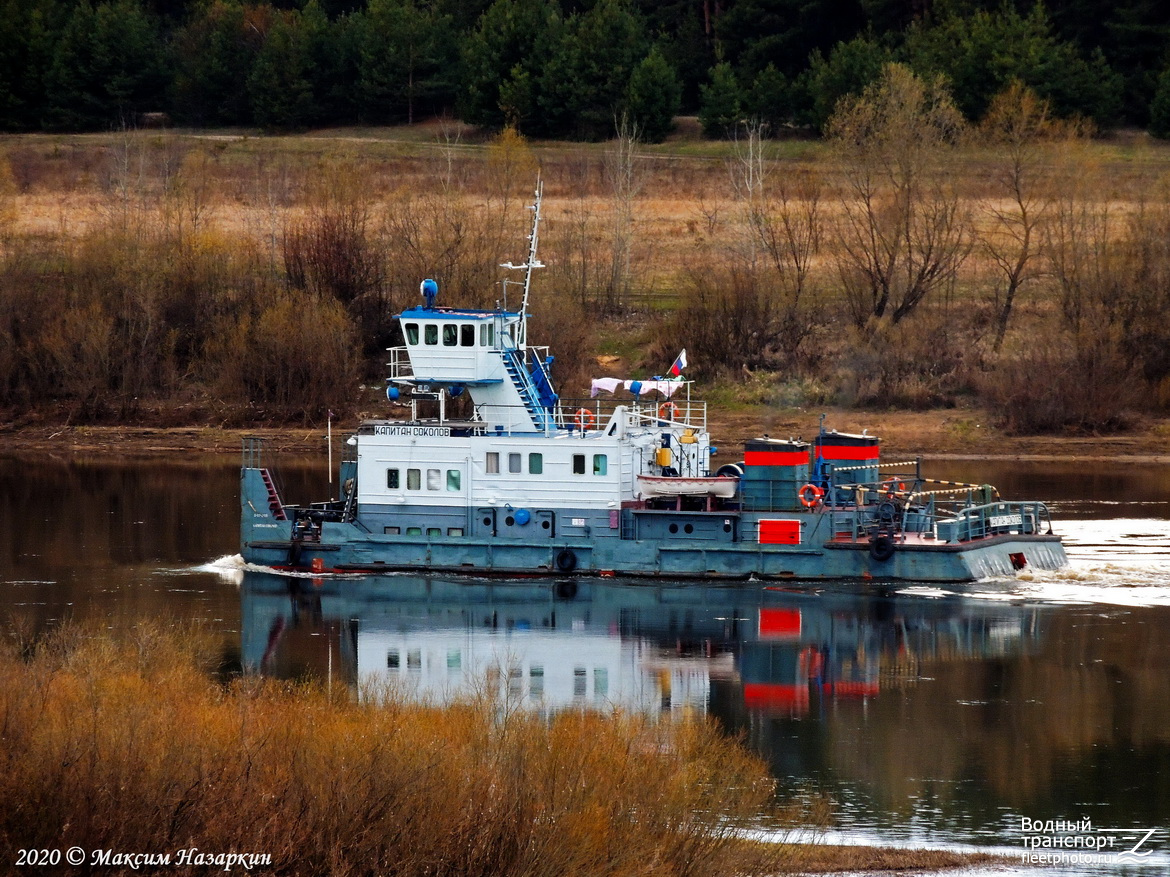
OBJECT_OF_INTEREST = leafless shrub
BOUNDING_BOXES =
[838,311,977,409]
[828,64,972,328]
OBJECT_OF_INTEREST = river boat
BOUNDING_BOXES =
[240,186,1067,583]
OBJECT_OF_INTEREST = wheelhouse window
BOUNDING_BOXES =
[529,453,543,475]
[442,324,458,346]
[486,452,499,474]
[572,454,586,475]
[460,324,475,346]
[407,468,421,490]
[508,453,522,474]
[427,468,441,490]
[404,323,419,345]
[387,468,400,489]
[424,325,438,345]
[593,454,608,476]
[446,469,461,491]
[480,323,494,346]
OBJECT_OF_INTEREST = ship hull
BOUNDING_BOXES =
[242,471,1066,584]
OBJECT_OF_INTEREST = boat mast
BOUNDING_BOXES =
[500,180,544,350]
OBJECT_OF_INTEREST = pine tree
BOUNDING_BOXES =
[698,61,741,138]
[626,47,680,142]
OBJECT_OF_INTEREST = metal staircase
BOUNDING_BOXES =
[259,468,287,520]
[501,346,552,432]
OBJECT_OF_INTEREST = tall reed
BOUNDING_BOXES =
[0,623,782,876]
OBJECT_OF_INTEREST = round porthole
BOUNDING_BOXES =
[723,521,732,533]
[483,517,492,526]
[684,524,694,534]
[541,520,550,529]
[669,523,679,534]
[505,515,515,526]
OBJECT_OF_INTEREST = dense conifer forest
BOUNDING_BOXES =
[2,0,1170,138]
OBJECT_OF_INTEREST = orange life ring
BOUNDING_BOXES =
[884,479,907,496]
[799,483,824,508]
[658,401,679,420]
[574,408,596,430]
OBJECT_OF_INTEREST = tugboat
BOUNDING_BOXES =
[241,186,1067,583]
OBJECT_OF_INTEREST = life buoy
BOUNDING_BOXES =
[799,483,825,508]
[884,479,907,496]
[574,408,596,430]
[870,532,896,562]
[658,401,679,420]
[555,548,578,573]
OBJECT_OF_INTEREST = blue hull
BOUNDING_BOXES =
[242,470,1067,584]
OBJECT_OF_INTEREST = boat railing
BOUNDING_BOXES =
[242,435,268,469]
[939,500,1053,542]
[824,496,1053,543]
[554,397,707,431]
[387,347,413,380]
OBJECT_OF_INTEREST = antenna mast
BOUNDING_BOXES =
[500,180,544,349]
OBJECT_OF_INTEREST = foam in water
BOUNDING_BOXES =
[967,518,1170,607]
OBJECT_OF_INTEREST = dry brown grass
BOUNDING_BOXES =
[0,622,788,876]
[5,127,1170,429]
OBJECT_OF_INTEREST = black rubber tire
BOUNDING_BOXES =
[555,548,578,573]
[869,533,896,562]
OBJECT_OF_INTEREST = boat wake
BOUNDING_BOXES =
[900,518,1170,607]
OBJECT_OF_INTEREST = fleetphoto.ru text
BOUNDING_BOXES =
[1018,817,1161,867]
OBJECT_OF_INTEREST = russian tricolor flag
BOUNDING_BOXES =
[669,349,688,376]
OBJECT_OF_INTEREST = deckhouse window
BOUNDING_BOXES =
[442,324,458,346]
[480,323,494,346]
[593,454,608,476]
[529,453,543,475]
[424,325,438,345]
[387,468,400,489]
[407,468,421,490]
[447,469,461,491]
[427,468,441,490]
[572,454,585,475]
[486,452,499,474]
[508,453,522,474]
[404,323,419,345]
[460,324,474,346]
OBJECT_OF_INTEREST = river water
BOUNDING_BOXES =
[2,452,1169,873]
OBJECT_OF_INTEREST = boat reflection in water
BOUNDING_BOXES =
[240,573,1043,718]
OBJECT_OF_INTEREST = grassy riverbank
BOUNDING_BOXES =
[3,407,1169,462]
[0,623,998,876]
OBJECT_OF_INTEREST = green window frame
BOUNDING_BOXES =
[442,324,458,346]
[404,323,419,345]
[529,453,543,475]
[447,469,461,491]
[387,468,400,489]
[424,324,438,345]
[593,454,608,476]
[407,469,421,490]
